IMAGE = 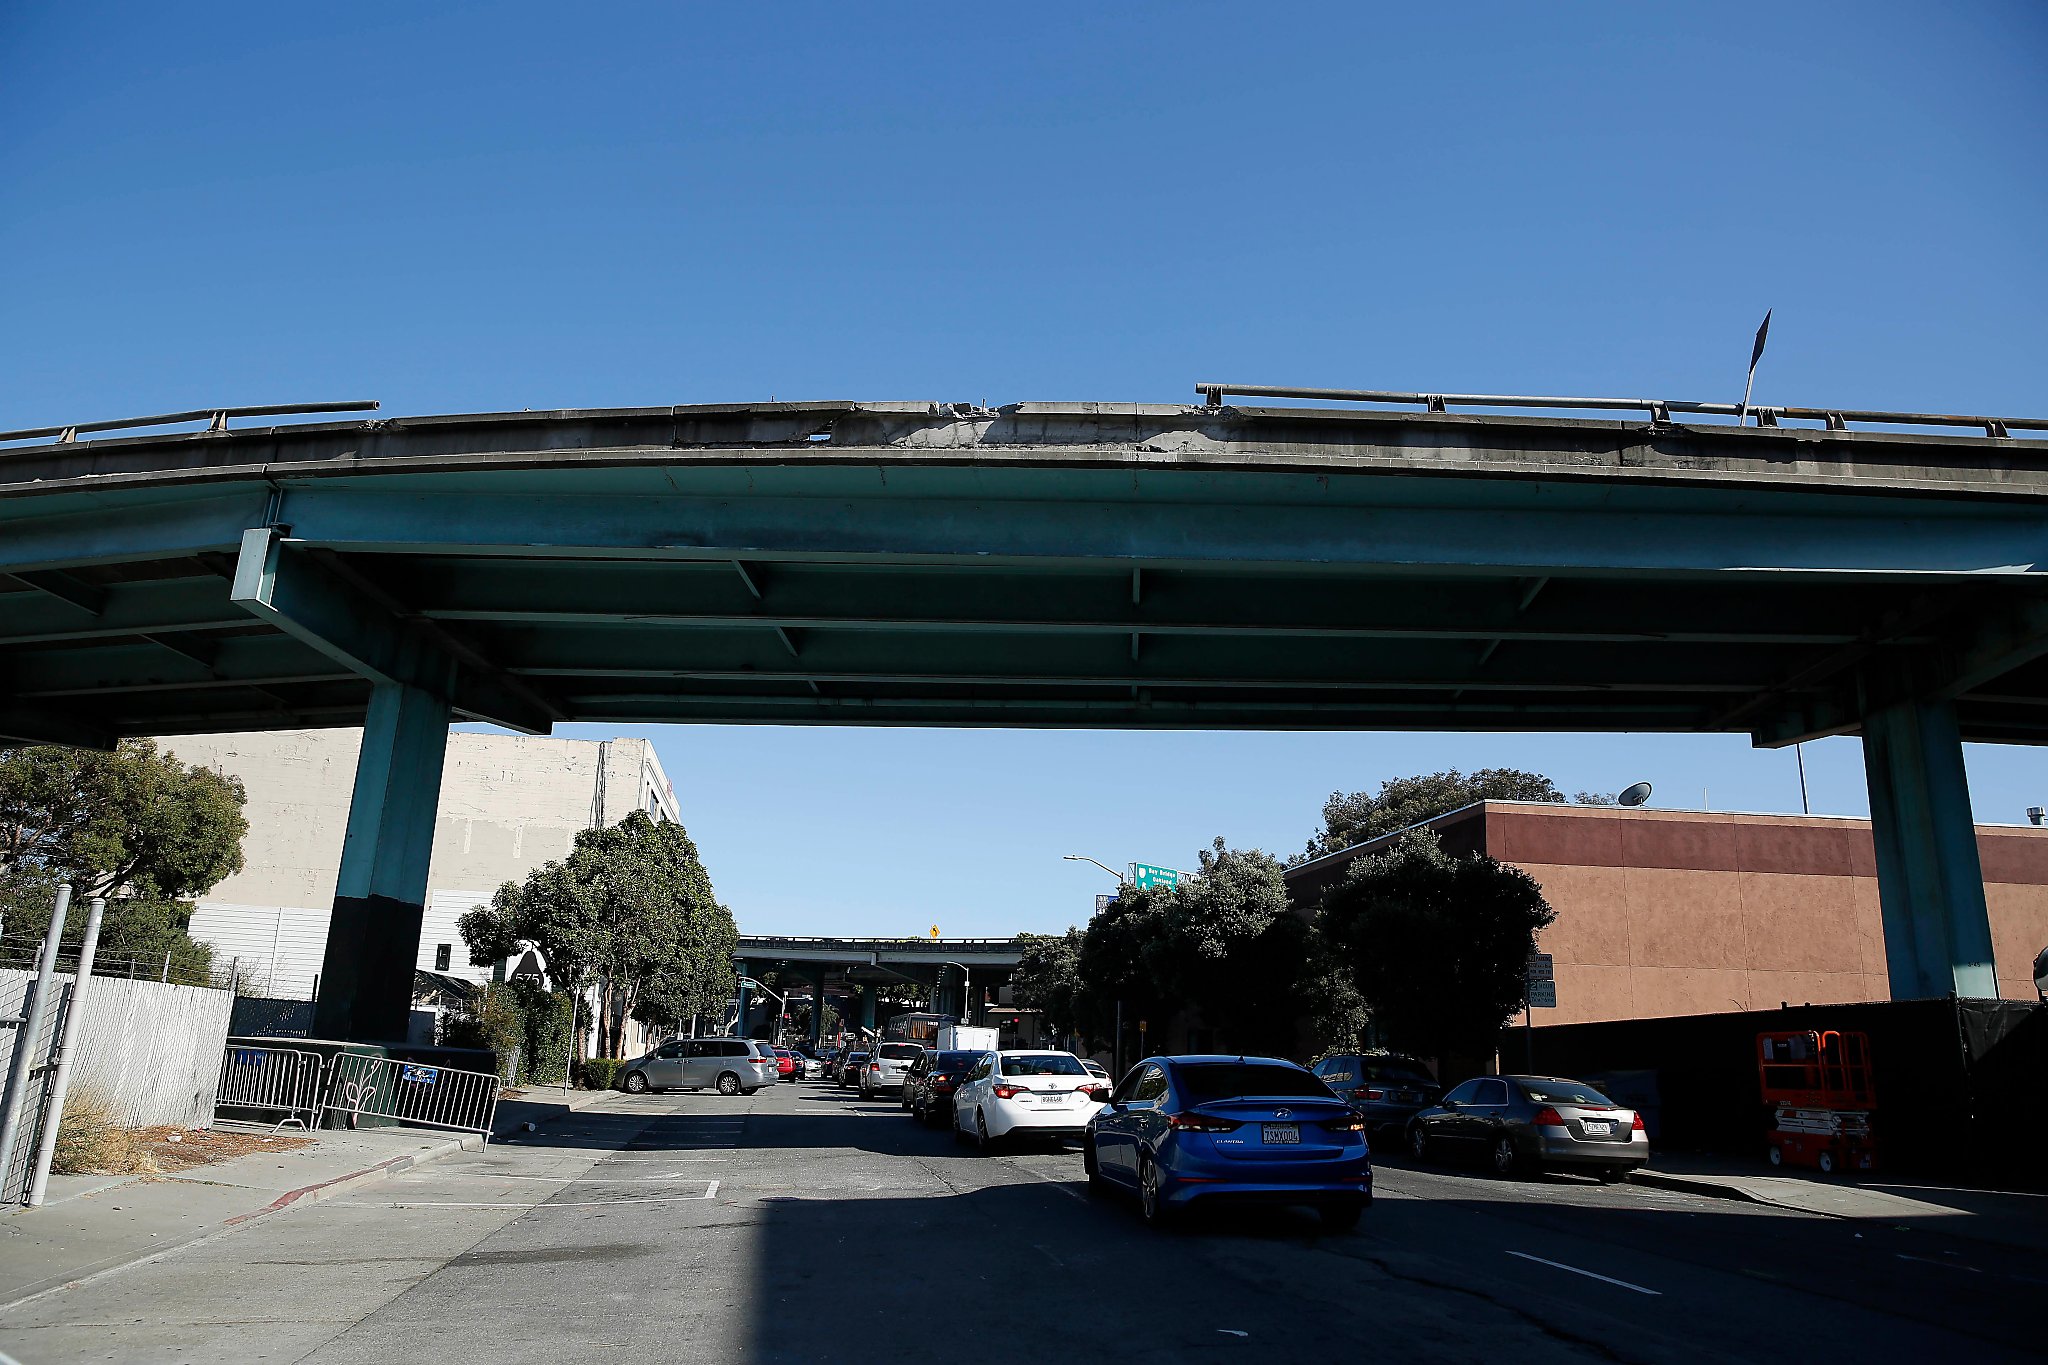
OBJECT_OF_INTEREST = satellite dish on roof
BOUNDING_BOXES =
[1618,782,1653,807]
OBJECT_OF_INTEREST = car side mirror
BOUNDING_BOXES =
[1441,1099,1458,1110]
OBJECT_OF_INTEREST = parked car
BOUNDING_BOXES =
[1082,1060,1110,1083]
[1085,1054,1370,1230]
[1405,1074,1647,1181]
[1311,1051,1441,1135]
[951,1050,1108,1148]
[621,1037,778,1096]
[861,1042,924,1099]
[837,1051,871,1088]
[905,1049,983,1124]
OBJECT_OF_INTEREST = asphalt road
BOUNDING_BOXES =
[5,1080,2042,1363]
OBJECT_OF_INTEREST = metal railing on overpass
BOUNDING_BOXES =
[1195,383,2048,440]
[0,401,381,447]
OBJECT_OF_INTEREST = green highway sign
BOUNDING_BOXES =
[1129,863,1188,891]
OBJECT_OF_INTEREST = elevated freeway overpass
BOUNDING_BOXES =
[5,392,2046,1038]
[732,936,1027,1044]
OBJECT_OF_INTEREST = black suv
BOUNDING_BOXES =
[905,1049,985,1125]
[1311,1051,1441,1135]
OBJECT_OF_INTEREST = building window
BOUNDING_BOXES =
[434,943,451,972]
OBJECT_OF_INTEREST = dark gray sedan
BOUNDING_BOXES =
[1405,1074,1648,1181]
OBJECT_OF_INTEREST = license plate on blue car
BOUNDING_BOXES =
[1263,1124,1299,1144]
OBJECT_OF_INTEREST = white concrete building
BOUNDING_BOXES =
[161,729,679,1000]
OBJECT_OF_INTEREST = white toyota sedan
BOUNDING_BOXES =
[951,1050,1108,1149]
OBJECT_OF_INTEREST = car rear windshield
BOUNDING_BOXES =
[1518,1079,1615,1106]
[999,1054,1086,1076]
[1363,1061,1437,1087]
[934,1052,980,1070]
[1175,1063,1335,1103]
[878,1044,922,1060]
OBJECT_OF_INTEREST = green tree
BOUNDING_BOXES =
[1011,928,1085,1045]
[0,742,246,983]
[0,741,247,899]
[1298,767,1605,864]
[458,811,737,1059]
[1316,827,1555,1058]
[1075,838,1307,1055]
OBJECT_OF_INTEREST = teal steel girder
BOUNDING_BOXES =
[228,527,557,735]
[269,484,2048,579]
[4,402,2048,744]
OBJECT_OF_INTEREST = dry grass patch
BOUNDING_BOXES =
[53,1091,314,1176]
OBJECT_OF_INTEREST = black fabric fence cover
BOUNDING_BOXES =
[1507,998,2047,1182]
[229,995,316,1038]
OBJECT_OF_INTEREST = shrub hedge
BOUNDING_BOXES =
[580,1058,630,1091]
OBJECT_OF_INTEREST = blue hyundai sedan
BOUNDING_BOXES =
[1083,1055,1372,1230]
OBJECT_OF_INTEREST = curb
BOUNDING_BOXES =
[0,1130,483,1316]
[1625,1168,1815,1213]
[223,1131,482,1225]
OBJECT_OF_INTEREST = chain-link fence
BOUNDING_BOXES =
[0,971,70,1204]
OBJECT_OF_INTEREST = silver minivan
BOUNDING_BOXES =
[623,1037,778,1095]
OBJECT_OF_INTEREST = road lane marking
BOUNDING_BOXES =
[1505,1251,1662,1296]
[704,1180,720,1200]
[339,1193,717,1209]
[1896,1253,1981,1273]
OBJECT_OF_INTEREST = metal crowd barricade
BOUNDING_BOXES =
[323,1053,500,1142]
[217,1045,323,1131]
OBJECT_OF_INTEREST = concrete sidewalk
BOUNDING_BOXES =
[1631,1154,2048,1254]
[0,1086,620,1311]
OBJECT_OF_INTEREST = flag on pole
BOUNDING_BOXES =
[1738,308,1771,425]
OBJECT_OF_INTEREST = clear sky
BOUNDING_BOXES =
[6,3,2045,936]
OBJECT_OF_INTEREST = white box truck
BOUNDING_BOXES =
[936,1024,999,1053]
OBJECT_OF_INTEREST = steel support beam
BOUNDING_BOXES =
[311,681,451,1041]
[0,702,116,750]
[1862,693,1998,1000]
[230,528,555,734]
[282,486,2048,580]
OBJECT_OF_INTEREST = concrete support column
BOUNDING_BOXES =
[733,959,752,1039]
[859,988,876,1037]
[312,681,451,1041]
[807,973,825,1049]
[1862,694,1999,999]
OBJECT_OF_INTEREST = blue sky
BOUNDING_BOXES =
[6,3,2045,935]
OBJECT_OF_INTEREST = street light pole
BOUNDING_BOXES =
[1063,853,1125,884]
[738,977,791,1045]
[938,961,971,1026]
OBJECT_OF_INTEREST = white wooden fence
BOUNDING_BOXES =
[0,969,234,1130]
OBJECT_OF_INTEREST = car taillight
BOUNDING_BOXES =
[1322,1110,1368,1133]
[992,1082,1025,1099]
[1631,1111,1646,1132]
[1353,1088,1383,1101]
[868,1062,880,1071]
[1532,1106,1566,1127]
[1166,1111,1241,1133]
[930,1078,954,1090]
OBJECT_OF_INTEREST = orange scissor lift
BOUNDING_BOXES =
[1756,1029,1877,1175]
